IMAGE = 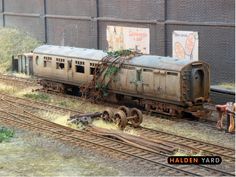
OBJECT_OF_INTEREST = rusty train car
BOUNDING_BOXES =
[33,45,210,117]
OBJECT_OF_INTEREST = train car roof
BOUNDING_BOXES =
[126,55,194,71]
[34,45,107,60]
[34,45,200,71]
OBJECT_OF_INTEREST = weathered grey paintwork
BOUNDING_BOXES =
[34,45,107,61]
[33,45,210,107]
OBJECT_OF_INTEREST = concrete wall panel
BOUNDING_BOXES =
[167,0,235,23]
[99,0,165,21]
[47,18,97,48]
[5,16,44,40]
[4,0,44,14]
[46,0,96,17]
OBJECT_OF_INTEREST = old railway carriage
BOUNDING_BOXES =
[33,45,210,117]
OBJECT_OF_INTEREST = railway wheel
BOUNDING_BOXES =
[130,108,143,128]
[114,110,127,130]
[102,108,114,122]
[118,106,131,117]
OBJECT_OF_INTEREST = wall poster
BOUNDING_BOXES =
[106,26,150,54]
[172,31,199,61]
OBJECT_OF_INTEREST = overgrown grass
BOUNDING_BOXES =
[24,93,50,102]
[217,82,235,91]
[0,127,14,142]
[0,27,42,73]
[0,82,17,94]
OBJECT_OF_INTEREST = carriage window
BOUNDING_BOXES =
[56,62,65,70]
[90,67,96,75]
[68,60,72,69]
[75,60,85,73]
[167,72,178,76]
[36,56,39,65]
[76,65,84,73]
[43,56,52,68]
[143,69,153,72]
[136,70,141,81]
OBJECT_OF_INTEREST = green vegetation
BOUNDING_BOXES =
[104,66,120,78]
[24,93,50,102]
[0,27,42,72]
[95,65,120,97]
[95,83,109,96]
[0,127,14,142]
[107,49,134,57]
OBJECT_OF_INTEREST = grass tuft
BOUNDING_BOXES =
[173,148,204,156]
[0,127,14,142]
[23,93,50,102]
[217,82,235,91]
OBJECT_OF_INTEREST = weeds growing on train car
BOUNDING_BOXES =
[0,127,14,142]
[0,28,42,72]
[107,49,133,57]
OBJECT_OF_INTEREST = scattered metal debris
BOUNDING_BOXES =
[67,106,143,130]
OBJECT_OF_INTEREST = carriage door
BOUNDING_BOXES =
[136,68,143,93]
[192,69,204,99]
[153,70,166,98]
[67,60,73,81]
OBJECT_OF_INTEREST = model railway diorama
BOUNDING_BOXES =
[3,45,235,177]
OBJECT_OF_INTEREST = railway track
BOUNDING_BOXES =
[0,93,235,164]
[0,74,37,86]
[138,127,235,163]
[0,99,234,176]
[0,92,80,115]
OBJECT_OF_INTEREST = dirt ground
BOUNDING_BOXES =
[0,129,177,176]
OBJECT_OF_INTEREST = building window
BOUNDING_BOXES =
[76,65,84,73]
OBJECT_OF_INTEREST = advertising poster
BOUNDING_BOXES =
[107,26,150,54]
[172,31,199,61]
